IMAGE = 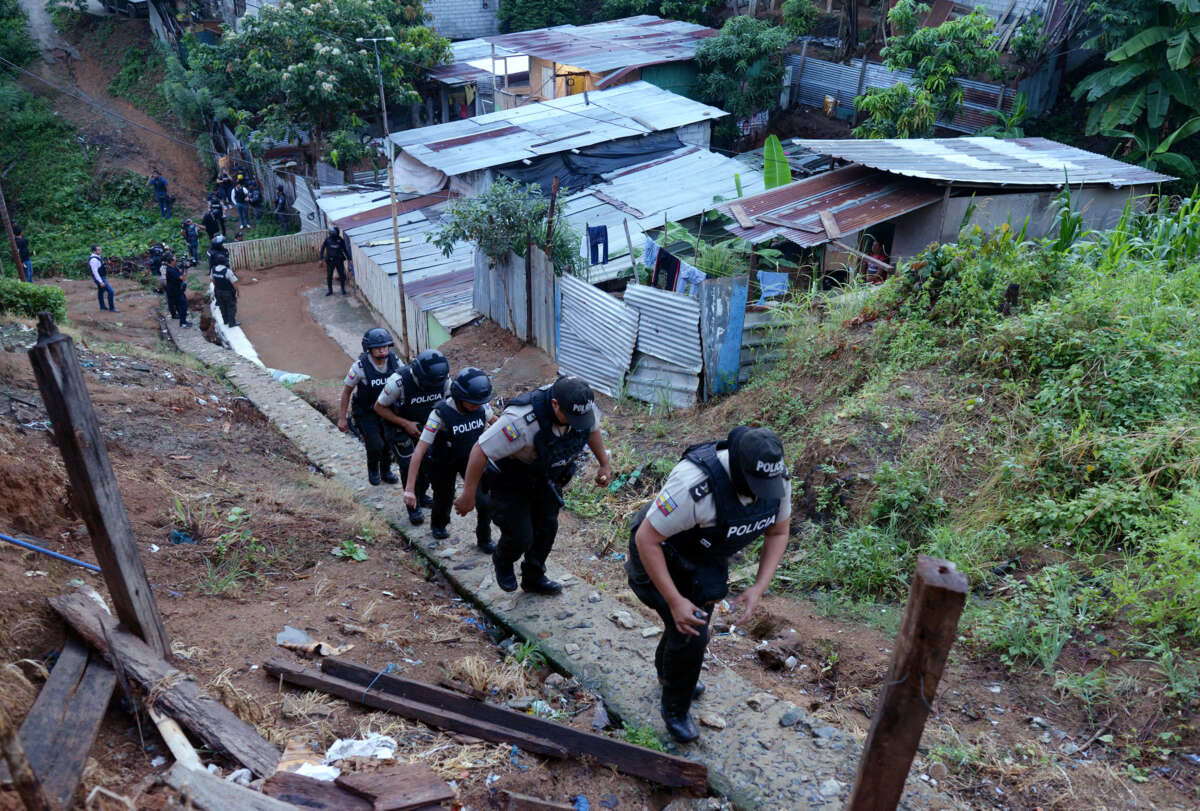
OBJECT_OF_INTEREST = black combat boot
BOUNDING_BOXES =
[661,697,700,743]
[367,461,381,486]
[379,462,399,485]
[493,553,518,592]
[520,574,563,596]
[659,676,705,700]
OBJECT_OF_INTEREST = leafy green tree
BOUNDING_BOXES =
[200,0,448,166]
[498,0,579,34]
[1072,0,1200,164]
[854,0,1000,138]
[1103,116,1200,177]
[0,0,38,68]
[781,0,820,38]
[694,16,791,120]
[978,92,1030,138]
[593,0,714,25]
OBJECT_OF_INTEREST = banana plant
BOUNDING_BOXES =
[1101,115,1200,179]
[763,134,792,190]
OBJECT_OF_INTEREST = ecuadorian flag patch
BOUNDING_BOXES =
[501,424,520,442]
[655,492,677,516]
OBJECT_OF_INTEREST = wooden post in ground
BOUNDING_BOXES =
[0,176,22,278]
[0,711,54,811]
[846,555,967,811]
[27,313,170,658]
[544,176,560,247]
[525,231,534,344]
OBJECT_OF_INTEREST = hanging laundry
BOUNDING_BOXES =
[587,225,609,265]
[652,249,681,291]
[643,236,659,269]
[674,261,707,297]
[756,270,789,304]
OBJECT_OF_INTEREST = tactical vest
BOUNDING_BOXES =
[352,352,398,411]
[387,366,444,425]
[207,248,229,269]
[323,236,347,262]
[494,386,589,487]
[429,399,488,466]
[664,442,782,562]
[211,266,235,294]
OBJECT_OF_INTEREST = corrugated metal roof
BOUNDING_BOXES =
[405,268,477,331]
[716,164,944,246]
[332,191,458,230]
[345,213,474,285]
[390,81,726,176]
[793,137,1175,188]
[429,15,714,85]
[556,274,638,397]
[623,283,702,373]
[567,147,763,283]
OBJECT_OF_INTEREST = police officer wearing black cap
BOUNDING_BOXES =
[403,367,495,548]
[338,328,400,485]
[373,349,451,525]
[627,426,791,743]
[456,376,612,595]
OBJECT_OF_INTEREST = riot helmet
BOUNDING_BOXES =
[328,225,340,237]
[450,367,492,406]
[361,327,394,352]
[212,234,225,246]
[411,349,449,388]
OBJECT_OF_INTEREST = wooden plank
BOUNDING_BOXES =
[818,208,842,239]
[830,240,894,272]
[50,589,280,778]
[27,315,170,658]
[149,707,204,773]
[502,790,574,810]
[336,764,453,810]
[264,659,570,762]
[320,658,708,792]
[755,213,823,235]
[0,710,53,811]
[847,555,968,811]
[263,772,372,810]
[729,204,755,229]
[165,763,298,811]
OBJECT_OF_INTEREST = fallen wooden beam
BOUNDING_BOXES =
[729,204,756,230]
[322,657,708,793]
[0,635,117,809]
[264,659,568,761]
[0,709,54,811]
[50,589,280,778]
[503,789,575,810]
[818,208,843,239]
[830,240,894,272]
[336,764,454,810]
[262,771,371,810]
[754,213,823,235]
[165,763,297,811]
[847,555,967,811]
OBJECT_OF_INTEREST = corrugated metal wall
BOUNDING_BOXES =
[623,284,703,408]
[557,274,637,397]
[350,240,430,356]
[739,309,788,385]
[472,250,558,359]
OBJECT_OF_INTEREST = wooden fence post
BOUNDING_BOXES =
[28,314,170,658]
[846,555,967,811]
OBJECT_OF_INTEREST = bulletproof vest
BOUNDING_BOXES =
[429,399,487,466]
[211,266,235,294]
[387,366,444,424]
[323,236,347,261]
[149,245,164,272]
[184,224,198,241]
[353,352,398,411]
[248,186,262,204]
[207,247,229,269]
[164,265,183,288]
[89,254,105,279]
[495,386,589,487]
[658,442,782,565]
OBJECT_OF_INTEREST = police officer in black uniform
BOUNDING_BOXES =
[627,426,791,743]
[320,225,349,296]
[210,263,239,327]
[373,349,450,525]
[207,234,229,270]
[403,367,494,547]
[456,376,611,595]
[337,328,400,485]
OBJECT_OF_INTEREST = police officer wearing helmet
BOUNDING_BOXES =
[627,426,791,743]
[206,234,228,270]
[320,225,349,296]
[402,367,495,548]
[210,263,239,327]
[338,328,400,486]
[373,349,450,525]
[456,376,612,595]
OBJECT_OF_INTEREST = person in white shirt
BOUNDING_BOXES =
[88,245,115,312]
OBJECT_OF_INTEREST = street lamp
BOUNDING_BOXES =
[356,35,410,361]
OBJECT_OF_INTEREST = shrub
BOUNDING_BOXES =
[781,0,820,37]
[0,277,67,321]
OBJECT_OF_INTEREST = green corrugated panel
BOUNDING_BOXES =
[640,63,699,100]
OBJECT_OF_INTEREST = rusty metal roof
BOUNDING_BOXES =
[792,137,1175,188]
[716,165,944,246]
[390,81,726,176]
[331,191,458,230]
[429,15,714,86]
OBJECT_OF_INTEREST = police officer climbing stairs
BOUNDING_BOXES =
[337,328,400,486]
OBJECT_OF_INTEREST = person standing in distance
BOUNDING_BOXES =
[403,367,494,548]
[207,233,229,270]
[88,245,116,312]
[626,426,790,743]
[147,169,171,219]
[14,227,32,282]
[337,328,400,486]
[163,253,190,328]
[373,349,450,526]
[456,376,611,595]
[180,218,200,265]
[320,225,349,296]
[210,263,239,327]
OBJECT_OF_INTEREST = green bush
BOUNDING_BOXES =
[0,277,67,321]
[781,0,820,37]
[869,462,946,540]
[0,0,37,66]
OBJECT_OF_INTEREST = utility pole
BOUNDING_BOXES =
[358,35,411,360]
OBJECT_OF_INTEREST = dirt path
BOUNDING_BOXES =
[236,263,356,381]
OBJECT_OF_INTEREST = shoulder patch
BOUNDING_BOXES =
[689,480,712,502]
[654,492,677,517]
[501,424,520,442]
[523,411,538,424]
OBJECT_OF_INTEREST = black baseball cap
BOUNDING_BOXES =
[551,376,595,430]
[731,427,787,499]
